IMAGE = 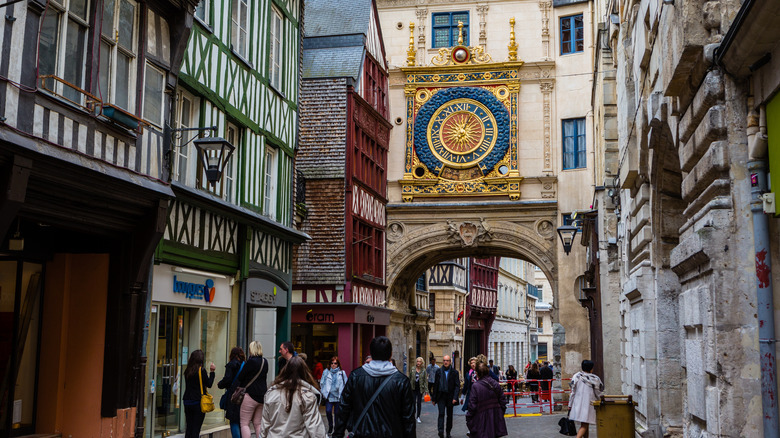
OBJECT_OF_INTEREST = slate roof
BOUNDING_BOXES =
[302,0,373,80]
[302,46,364,81]
[304,0,372,38]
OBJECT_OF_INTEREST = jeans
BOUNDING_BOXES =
[326,401,339,431]
[413,388,423,418]
[239,396,263,438]
[184,404,205,438]
[230,421,240,438]
[436,395,454,436]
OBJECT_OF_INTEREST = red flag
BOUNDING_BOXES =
[456,310,464,322]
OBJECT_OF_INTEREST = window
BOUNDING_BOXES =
[270,7,283,91]
[143,63,164,126]
[562,213,582,230]
[432,11,469,48]
[173,91,198,185]
[562,118,586,169]
[416,274,427,292]
[223,123,239,203]
[264,146,278,219]
[39,0,90,104]
[100,0,139,112]
[560,14,584,55]
[231,0,249,59]
[195,0,209,24]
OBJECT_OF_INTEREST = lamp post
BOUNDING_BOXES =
[557,225,578,256]
[170,126,235,187]
[525,306,531,364]
[194,137,235,186]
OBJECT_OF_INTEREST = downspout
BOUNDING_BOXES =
[747,104,779,438]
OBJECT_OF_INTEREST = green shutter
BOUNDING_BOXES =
[768,94,780,216]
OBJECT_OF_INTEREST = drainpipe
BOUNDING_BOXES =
[747,105,779,438]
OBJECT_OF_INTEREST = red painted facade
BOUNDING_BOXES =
[466,257,500,358]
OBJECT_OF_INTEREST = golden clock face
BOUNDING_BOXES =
[427,99,498,169]
[414,87,510,177]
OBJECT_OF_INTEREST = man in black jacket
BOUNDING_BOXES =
[432,355,461,438]
[334,336,415,437]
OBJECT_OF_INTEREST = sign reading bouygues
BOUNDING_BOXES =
[173,275,216,303]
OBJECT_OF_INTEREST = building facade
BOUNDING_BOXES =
[376,0,596,378]
[465,256,500,360]
[488,258,534,373]
[0,0,197,436]
[426,258,469,371]
[144,1,307,436]
[586,0,780,435]
[292,0,394,374]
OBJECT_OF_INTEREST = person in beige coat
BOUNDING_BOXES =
[260,356,327,438]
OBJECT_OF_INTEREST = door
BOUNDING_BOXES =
[151,306,191,437]
[248,307,277,382]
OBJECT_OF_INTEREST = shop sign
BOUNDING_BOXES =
[352,184,386,227]
[305,312,335,322]
[245,277,288,307]
[152,264,232,309]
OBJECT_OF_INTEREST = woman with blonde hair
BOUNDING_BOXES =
[236,341,269,438]
[462,357,478,412]
[409,356,428,423]
[260,356,326,437]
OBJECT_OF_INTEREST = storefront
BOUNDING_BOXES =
[242,276,289,378]
[291,304,391,373]
[145,264,233,437]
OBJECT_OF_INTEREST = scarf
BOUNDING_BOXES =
[572,371,604,396]
[362,360,398,377]
[327,367,344,400]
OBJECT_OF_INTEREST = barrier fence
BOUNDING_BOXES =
[497,379,571,416]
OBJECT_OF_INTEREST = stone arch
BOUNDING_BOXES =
[385,205,559,313]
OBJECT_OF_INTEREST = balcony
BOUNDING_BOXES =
[415,292,430,315]
[527,284,542,299]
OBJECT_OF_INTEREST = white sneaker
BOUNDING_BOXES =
[416,417,421,423]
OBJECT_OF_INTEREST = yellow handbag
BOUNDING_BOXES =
[199,367,215,413]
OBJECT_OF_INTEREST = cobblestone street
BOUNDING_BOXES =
[322,396,598,438]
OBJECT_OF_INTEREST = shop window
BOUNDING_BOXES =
[39,0,91,104]
[0,261,43,435]
[560,14,584,55]
[432,11,469,48]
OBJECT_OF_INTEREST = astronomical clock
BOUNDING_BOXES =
[400,27,525,201]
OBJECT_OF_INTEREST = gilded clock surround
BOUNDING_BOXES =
[400,44,524,201]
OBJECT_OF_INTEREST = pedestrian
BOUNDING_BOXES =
[313,362,325,381]
[524,361,532,373]
[182,349,216,438]
[260,356,327,438]
[409,357,428,424]
[299,352,309,364]
[237,341,270,438]
[319,356,348,436]
[461,357,477,412]
[432,355,461,438]
[505,365,518,381]
[568,360,604,438]
[525,362,540,403]
[466,362,508,438]
[217,347,246,438]
[540,360,554,402]
[426,357,439,396]
[277,341,296,373]
[364,355,372,364]
[333,336,415,438]
[488,360,500,377]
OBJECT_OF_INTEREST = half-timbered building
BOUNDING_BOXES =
[144,1,307,436]
[292,0,393,373]
[465,256,499,360]
[0,0,197,436]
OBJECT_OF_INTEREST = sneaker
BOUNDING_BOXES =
[416,417,421,423]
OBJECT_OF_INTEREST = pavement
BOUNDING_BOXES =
[322,395,598,438]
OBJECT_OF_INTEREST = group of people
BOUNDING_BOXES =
[182,337,603,438]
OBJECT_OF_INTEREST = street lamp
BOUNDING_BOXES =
[194,136,235,186]
[557,225,578,256]
[524,307,531,319]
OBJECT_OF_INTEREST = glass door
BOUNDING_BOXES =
[152,306,190,437]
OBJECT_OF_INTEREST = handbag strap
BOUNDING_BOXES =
[199,367,206,395]
[353,375,393,432]
[231,361,246,387]
[245,358,266,388]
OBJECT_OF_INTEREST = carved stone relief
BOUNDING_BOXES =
[540,81,554,171]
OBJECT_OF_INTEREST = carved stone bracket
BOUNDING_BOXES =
[446,218,494,247]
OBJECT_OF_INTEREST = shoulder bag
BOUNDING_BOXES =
[348,374,393,438]
[200,367,215,413]
[220,361,245,410]
[231,358,266,405]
